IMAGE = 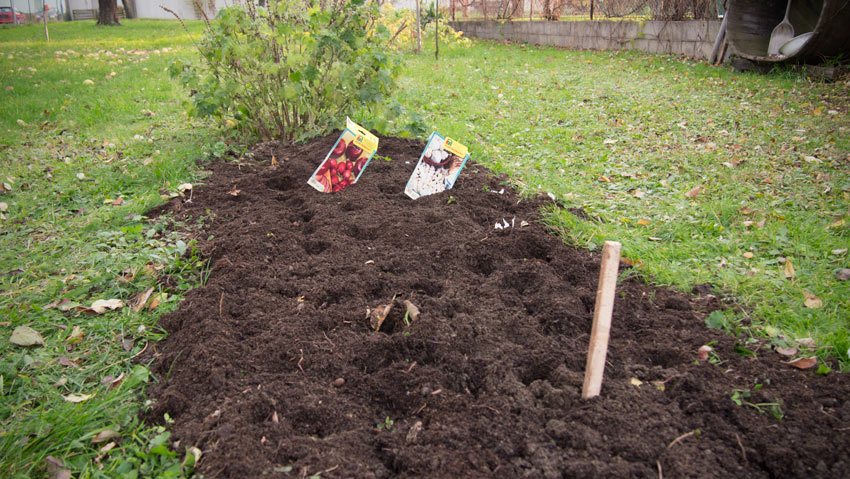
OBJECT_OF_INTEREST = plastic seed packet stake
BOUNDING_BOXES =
[308,118,379,193]
[404,133,470,199]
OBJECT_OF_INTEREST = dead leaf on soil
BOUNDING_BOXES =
[0,202,7,212]
[803,293,823,309]
[629,377,643,387]
[684,185,703,199]
[270,156,278,167]
[63,393,93,403]
[742,252,754,259]
[89,299,124,314]
[133,287,154,313]
[229,185,241,197]
[786,356,817,370]
[92,429,120,443]
[637,219,651,226]
[1,182,12,193]
[631,190,645,199]
[54,377,68,387]
[784,257,795,279]
[831,248,847,256]
[775,346,798,357]
[402,300,420,323]
[739,206,754,215]
[10,325,45,346]
[148,293,165,310]
[369,303,394,331]
[836,269,850,281]
[111,197,124,206]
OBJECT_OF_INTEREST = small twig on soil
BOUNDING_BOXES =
[403,361,417,374]
[656,460,663,479]
[297,348,304,373]
[219,291,224,318]
[414,403,428,415]
[323,465,339,474]
[323,331,335,350]
[667,429,698,449]
[735,433,748,464]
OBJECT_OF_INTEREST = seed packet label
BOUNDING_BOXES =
[442,137,468,158]
[308,118,379,193]
[404,132,470,200]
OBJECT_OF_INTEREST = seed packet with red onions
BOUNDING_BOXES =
[308,118,379,193]
[404,132,470,200]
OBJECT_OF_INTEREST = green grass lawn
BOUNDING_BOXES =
[1,18,848,478]
[0,20,215,478]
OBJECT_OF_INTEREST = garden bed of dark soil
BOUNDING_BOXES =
[147,134,850,478]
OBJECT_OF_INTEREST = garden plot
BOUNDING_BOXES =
[148,134,849,478]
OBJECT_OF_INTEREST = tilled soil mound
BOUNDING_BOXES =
[148,134,849,478]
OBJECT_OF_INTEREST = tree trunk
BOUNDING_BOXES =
[97,0,120,25]
[122,0,136,19]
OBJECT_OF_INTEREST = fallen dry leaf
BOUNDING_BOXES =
[270,156,278,167]
[1,182,11,192]
[836,269,850,281]
[637,219,651,226]
[803,293,823,309]
[10,325,45,346]
[133,287,154,313]
[111,197,124,206]
[742,252,754,259]
[786,356,817,370]
[57,356,78,368]
[91,429,120,443]
[101,372,125,389]
[784,257,795,279]
[831,248,848,255]
[177,183,192,193]
[774,346,798,357]
[684,185,704,199]
[229,185,241,196]
[369,302,394,331]
[66,325,84,344]
[0,202,7,212]
[629,378,643,387]
[63,393,93,403]
[90,299,124,314]
[631,190,645,199]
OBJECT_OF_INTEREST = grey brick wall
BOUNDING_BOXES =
[449,20,722,60]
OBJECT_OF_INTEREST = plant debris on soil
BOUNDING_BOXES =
[148,134,850,478]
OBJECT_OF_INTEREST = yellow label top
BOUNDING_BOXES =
[346,117,378,154]
[442,137,469,158]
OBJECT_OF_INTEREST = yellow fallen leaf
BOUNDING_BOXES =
[83,79,94,85]
[784,258,795,279]
[829,218,846,229]
[63,393,93,403]
[133,288,154,313]
[742,252,754,258]
[629,378,643,387]
[90,299,124,314]
[803,293,822,309]
[637,219,651,226]
[92,429,120,443]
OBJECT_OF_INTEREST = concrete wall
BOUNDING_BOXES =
[450,20,722,60]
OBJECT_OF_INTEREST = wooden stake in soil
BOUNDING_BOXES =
[581,240,621,399]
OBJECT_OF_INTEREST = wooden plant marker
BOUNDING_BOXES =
[581,241,622,399]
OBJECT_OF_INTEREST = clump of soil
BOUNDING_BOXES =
[148,134,850,478]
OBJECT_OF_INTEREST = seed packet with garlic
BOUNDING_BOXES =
[308,118,379,193]
[404,132,470,200]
